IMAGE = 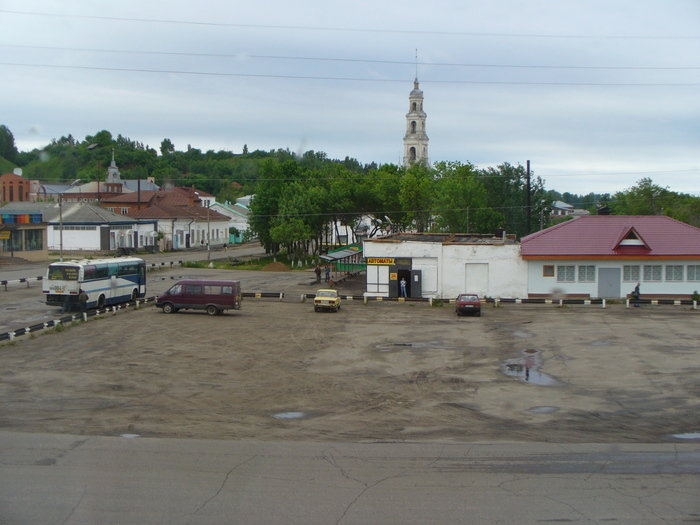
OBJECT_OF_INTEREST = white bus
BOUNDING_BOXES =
[43,257,146,311]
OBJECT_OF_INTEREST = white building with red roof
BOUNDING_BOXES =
[521,215,700,299]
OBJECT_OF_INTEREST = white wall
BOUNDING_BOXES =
[528,259,700,298]
[363,240,528,298]
[48,226,101,251]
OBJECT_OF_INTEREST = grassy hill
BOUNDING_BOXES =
[0,155,16,174]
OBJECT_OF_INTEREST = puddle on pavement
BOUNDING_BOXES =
[376,341,452,352]
[672,432,700,440]
[502,349,564,386]
[528,406,560,413]
[591,339,614,347]
[272,411,307,419]
[120,434,140,438]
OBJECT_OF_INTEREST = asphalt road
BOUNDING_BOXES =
[2,431,699,524]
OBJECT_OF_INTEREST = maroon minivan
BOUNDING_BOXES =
[156,280,242,315]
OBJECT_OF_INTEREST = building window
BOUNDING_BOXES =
[578,265,595,282]
[665,265,683,281]
[623,265,640,282]
[556,265,575,282]
[543,265,554,277]
[643,265,662,282]
[688,265,700,281]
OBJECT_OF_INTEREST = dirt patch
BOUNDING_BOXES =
[260,262,291,271]
[0,303,698,442]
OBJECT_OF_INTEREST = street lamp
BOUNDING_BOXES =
[58,179,82,262]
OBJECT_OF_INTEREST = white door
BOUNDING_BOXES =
[465,263,489,297]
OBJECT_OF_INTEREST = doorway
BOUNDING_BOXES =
[598,268,621,298]
[397,269,411,298]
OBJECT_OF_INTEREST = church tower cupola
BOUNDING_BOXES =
[403,78,429,167]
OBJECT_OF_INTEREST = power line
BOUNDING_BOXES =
[4,44,699,71]
[2,9,699,40]
[2,62,699,87]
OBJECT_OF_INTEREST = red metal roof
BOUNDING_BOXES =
[521,216,700,257]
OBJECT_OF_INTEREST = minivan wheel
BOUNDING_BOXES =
[162,303,175,314]
[206,305,219,316]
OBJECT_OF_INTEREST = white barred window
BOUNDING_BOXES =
[688,265,700,281]
[665,265,683,281]
[623,265,640,282]
[643,265,662,282]
[578,265,595,282]
[556,265,575,282]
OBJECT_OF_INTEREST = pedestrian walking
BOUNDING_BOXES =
[314,264,322,283]
[325,265,331,283]
[632,282,641,307]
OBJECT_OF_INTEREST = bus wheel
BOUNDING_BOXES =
[162,303,176,314]
[97,295,106,309]
[206,305,219,316]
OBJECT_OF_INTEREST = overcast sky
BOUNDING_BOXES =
[1,0,699,196]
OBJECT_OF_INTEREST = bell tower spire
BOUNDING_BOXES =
[403,78,429,167]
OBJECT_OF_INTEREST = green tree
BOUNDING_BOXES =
[0,124,18,162]
[160,138,175,156]
[433,161,503,233]
[399,164,434,232]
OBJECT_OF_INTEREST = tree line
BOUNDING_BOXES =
[2,125,699,255]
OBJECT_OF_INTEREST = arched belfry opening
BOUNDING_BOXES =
[403,78,429,167]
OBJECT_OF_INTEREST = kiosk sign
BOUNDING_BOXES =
[366,257,395,265]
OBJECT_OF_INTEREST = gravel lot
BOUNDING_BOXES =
[1,273,699,443]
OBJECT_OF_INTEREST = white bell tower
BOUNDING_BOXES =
[403,78,429,167]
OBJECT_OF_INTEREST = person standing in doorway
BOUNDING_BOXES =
[400,277,408,298]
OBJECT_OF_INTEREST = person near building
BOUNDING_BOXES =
[632,282,641,307]
[314,265,322,283]
[325,265,331,283]
[400,277,408,298]
[78,289,88,313]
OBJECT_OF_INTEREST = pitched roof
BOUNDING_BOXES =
[0,201,149,224]
[129,202,230,221]
[521,215,700,257]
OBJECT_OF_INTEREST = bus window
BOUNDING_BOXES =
[118,263,139,276]
[48,266,79,280]
[95,265,109,278]
[108,264,119,277]
[84,265,96,280]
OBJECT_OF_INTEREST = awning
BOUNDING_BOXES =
[320,248,362,261]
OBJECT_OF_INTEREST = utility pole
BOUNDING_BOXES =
[206,200,211,261]
[526,160,532,235]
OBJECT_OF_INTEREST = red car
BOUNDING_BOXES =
[456,293,481,317]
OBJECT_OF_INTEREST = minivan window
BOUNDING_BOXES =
[183,284,202,295]
[168,284,182,295]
